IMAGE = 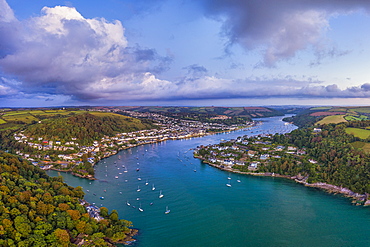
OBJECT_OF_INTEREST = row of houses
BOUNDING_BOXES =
[12,112,252,169]
[194,134,314,171]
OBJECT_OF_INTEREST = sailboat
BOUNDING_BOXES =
[137,186,141,192]
[159,190,164,198]
[165,206,170,214]
[126,201,131,206]
[124,167,128,173]
[152,184,156,191]
[138,203,144,212]
[145,179,149,186]
[227,173,231,180]
[226,179,231,187]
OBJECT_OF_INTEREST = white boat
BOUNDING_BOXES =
[138,177,142,181]
[165,206,170,214]
[137,186,141,192]
[124,167,128,173]
[227,173,231,180]
[159,190,164,198]
[152,184,156,191]
[115,176,119,179]
[145,179,149,186]
[138,203,144,212]
[126,201,130,206]
[226,178,231,187]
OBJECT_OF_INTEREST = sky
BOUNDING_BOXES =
[2,0,370,107]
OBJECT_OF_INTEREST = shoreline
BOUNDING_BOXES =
[78,199,139,246]
[196,156,370,206]
[49,124,257,180]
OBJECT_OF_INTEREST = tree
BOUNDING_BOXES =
[109,210,119,222]
[100,207,108,218]
[14,215,32,238]
[54,228,70,247]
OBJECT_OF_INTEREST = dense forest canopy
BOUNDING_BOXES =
[24,113,157,146]
[0,151,133,246]
[268,122,370,193]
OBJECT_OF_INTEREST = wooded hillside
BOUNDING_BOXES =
[0,151,132,246]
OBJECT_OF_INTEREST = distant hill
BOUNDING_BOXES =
[118,106,283,120]
[284,106,370,128]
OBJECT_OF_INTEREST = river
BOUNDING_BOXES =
[47,115,370,247]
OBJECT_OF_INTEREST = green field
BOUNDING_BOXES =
[351,141,370,153]
[345,127,370,139]
[0,109,89,128]
[316,115,347,125]
[89,111,130,119]
[328,108,347,112]
[344,115,368,121]
[2,113,39,124]
[348,107,370,114]
[310,107,333,110]
[4,111,29,116]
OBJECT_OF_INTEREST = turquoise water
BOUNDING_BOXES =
[47,116,370,247]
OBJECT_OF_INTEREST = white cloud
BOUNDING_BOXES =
[0,0,171,101]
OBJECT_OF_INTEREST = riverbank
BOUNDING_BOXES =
[196,156,369,206]
[49,123,258,180]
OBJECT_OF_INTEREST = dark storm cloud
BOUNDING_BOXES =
[198,0,370,66]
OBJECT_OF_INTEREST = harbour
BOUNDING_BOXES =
[47,115,370,247]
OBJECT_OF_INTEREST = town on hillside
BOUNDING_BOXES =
[12,110,255,179]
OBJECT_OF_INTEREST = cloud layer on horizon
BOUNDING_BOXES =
[1,0,370,105]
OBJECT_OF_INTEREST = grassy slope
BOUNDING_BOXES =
[316,115,347,125]
[345,127,370,139]
[350,141,370,153]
